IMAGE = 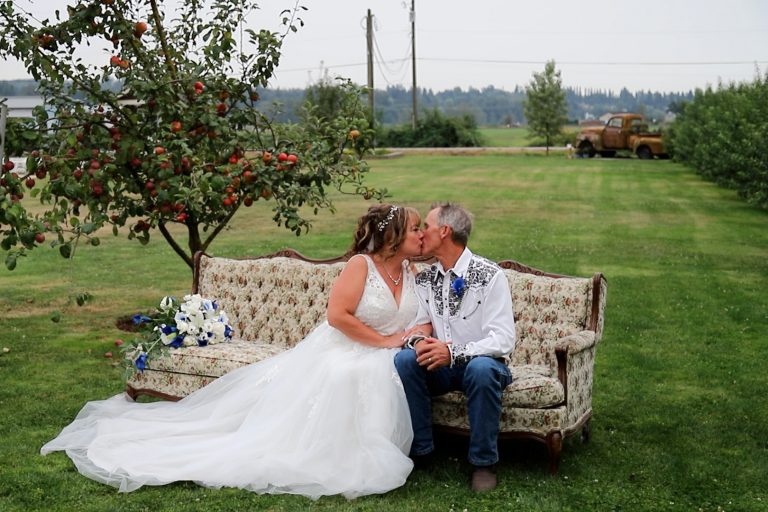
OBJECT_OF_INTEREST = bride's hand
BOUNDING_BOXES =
[381,332,408,349]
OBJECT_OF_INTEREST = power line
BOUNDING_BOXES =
[275,57,766,75]
[421,57,768,66]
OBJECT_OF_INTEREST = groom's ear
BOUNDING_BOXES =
[439,225,452,240]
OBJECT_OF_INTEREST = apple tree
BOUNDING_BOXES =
[0,0,381,271]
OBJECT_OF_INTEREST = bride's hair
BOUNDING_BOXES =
[351,204,419,257]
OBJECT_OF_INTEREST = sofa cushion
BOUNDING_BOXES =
[433,364,564,411]
[147,340,283,378]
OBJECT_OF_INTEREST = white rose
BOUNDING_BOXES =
[159,296,175,311]
[206,321,226,343]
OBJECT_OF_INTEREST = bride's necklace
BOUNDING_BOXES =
[378,261,402,286]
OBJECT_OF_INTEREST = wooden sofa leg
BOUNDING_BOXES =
[581,419,592,443]
[546,431,563,475]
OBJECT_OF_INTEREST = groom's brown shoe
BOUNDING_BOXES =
[470,465,497,492]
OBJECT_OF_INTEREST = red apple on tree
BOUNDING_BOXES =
[0,1,382,275]
[133,21,148,37]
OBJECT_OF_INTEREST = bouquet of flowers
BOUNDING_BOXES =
[123,294,234,375]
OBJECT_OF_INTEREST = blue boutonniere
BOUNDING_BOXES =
[451,276,466,298]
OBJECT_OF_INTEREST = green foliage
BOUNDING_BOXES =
[523,60,568,153]
[668,76,768,209]
[1,116,42,156]
[376,108,484,147]
[302,79,375,159]
[0,0,383,271]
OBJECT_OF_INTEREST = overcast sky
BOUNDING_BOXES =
[3,0,767,93]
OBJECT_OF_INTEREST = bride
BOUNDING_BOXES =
[41,204,428,499]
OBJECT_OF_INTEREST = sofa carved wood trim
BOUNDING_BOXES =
[127,249,607,474]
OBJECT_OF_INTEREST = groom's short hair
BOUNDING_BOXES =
[432,202,473,246]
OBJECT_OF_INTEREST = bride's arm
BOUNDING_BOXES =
[327,256,405,348]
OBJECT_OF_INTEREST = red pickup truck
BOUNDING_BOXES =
[575,113,667,159]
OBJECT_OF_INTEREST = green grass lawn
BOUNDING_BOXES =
[1,154,767,511]
[479,126,580,147]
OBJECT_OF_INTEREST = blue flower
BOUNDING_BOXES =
[135,352,148,372]
[132,314,152,325]
[169,335,184,348]
[160,324,177,335]
[451,277,466,298]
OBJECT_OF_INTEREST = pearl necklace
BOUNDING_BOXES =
[379,262,402,286]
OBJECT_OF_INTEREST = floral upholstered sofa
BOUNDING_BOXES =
[126,249,607,473]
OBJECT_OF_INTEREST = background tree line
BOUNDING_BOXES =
[668,77,768,210]
[2,79,693,126]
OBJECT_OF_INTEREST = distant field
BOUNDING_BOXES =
[479,126,580,147]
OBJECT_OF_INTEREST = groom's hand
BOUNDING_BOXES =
[415,338,451,371]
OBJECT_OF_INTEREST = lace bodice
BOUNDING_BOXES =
[354,255,418,336]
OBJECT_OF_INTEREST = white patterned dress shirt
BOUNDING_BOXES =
[413,248,516,366]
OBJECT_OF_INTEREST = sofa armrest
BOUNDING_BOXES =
[554,330,599,426]
[555,330,597,355]
[554,330,596,388]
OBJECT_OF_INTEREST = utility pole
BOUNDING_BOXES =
[366,9,374,131]
[0,104,7,163]
[410,0,417,130]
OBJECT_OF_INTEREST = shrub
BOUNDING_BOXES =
[668,76,768,209]
[376,109,484,148]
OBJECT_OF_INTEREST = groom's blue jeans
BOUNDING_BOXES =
[394,348,512,467]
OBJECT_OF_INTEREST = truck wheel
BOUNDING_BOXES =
[636,146,653,160]
[577,141,596,158]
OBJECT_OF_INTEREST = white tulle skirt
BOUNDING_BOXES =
[41,322,414,499]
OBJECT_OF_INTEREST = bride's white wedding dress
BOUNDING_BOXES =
[41,255,416,499]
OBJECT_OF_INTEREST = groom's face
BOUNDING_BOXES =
[421,208,446,257]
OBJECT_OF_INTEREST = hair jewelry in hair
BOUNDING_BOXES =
[376,206,399,232]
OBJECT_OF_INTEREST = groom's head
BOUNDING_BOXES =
[422,202,473,257]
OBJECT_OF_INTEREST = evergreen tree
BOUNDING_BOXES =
[523,60,567,154]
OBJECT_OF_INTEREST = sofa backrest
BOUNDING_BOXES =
[195,253,345,347]
[194,252,606,369]
[506,270,594,369]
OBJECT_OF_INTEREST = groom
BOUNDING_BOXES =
[395,202,516,492]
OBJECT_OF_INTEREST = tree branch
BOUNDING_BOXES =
[149,0,178,80]
[201,205,241,251]
[157,221,192,268]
